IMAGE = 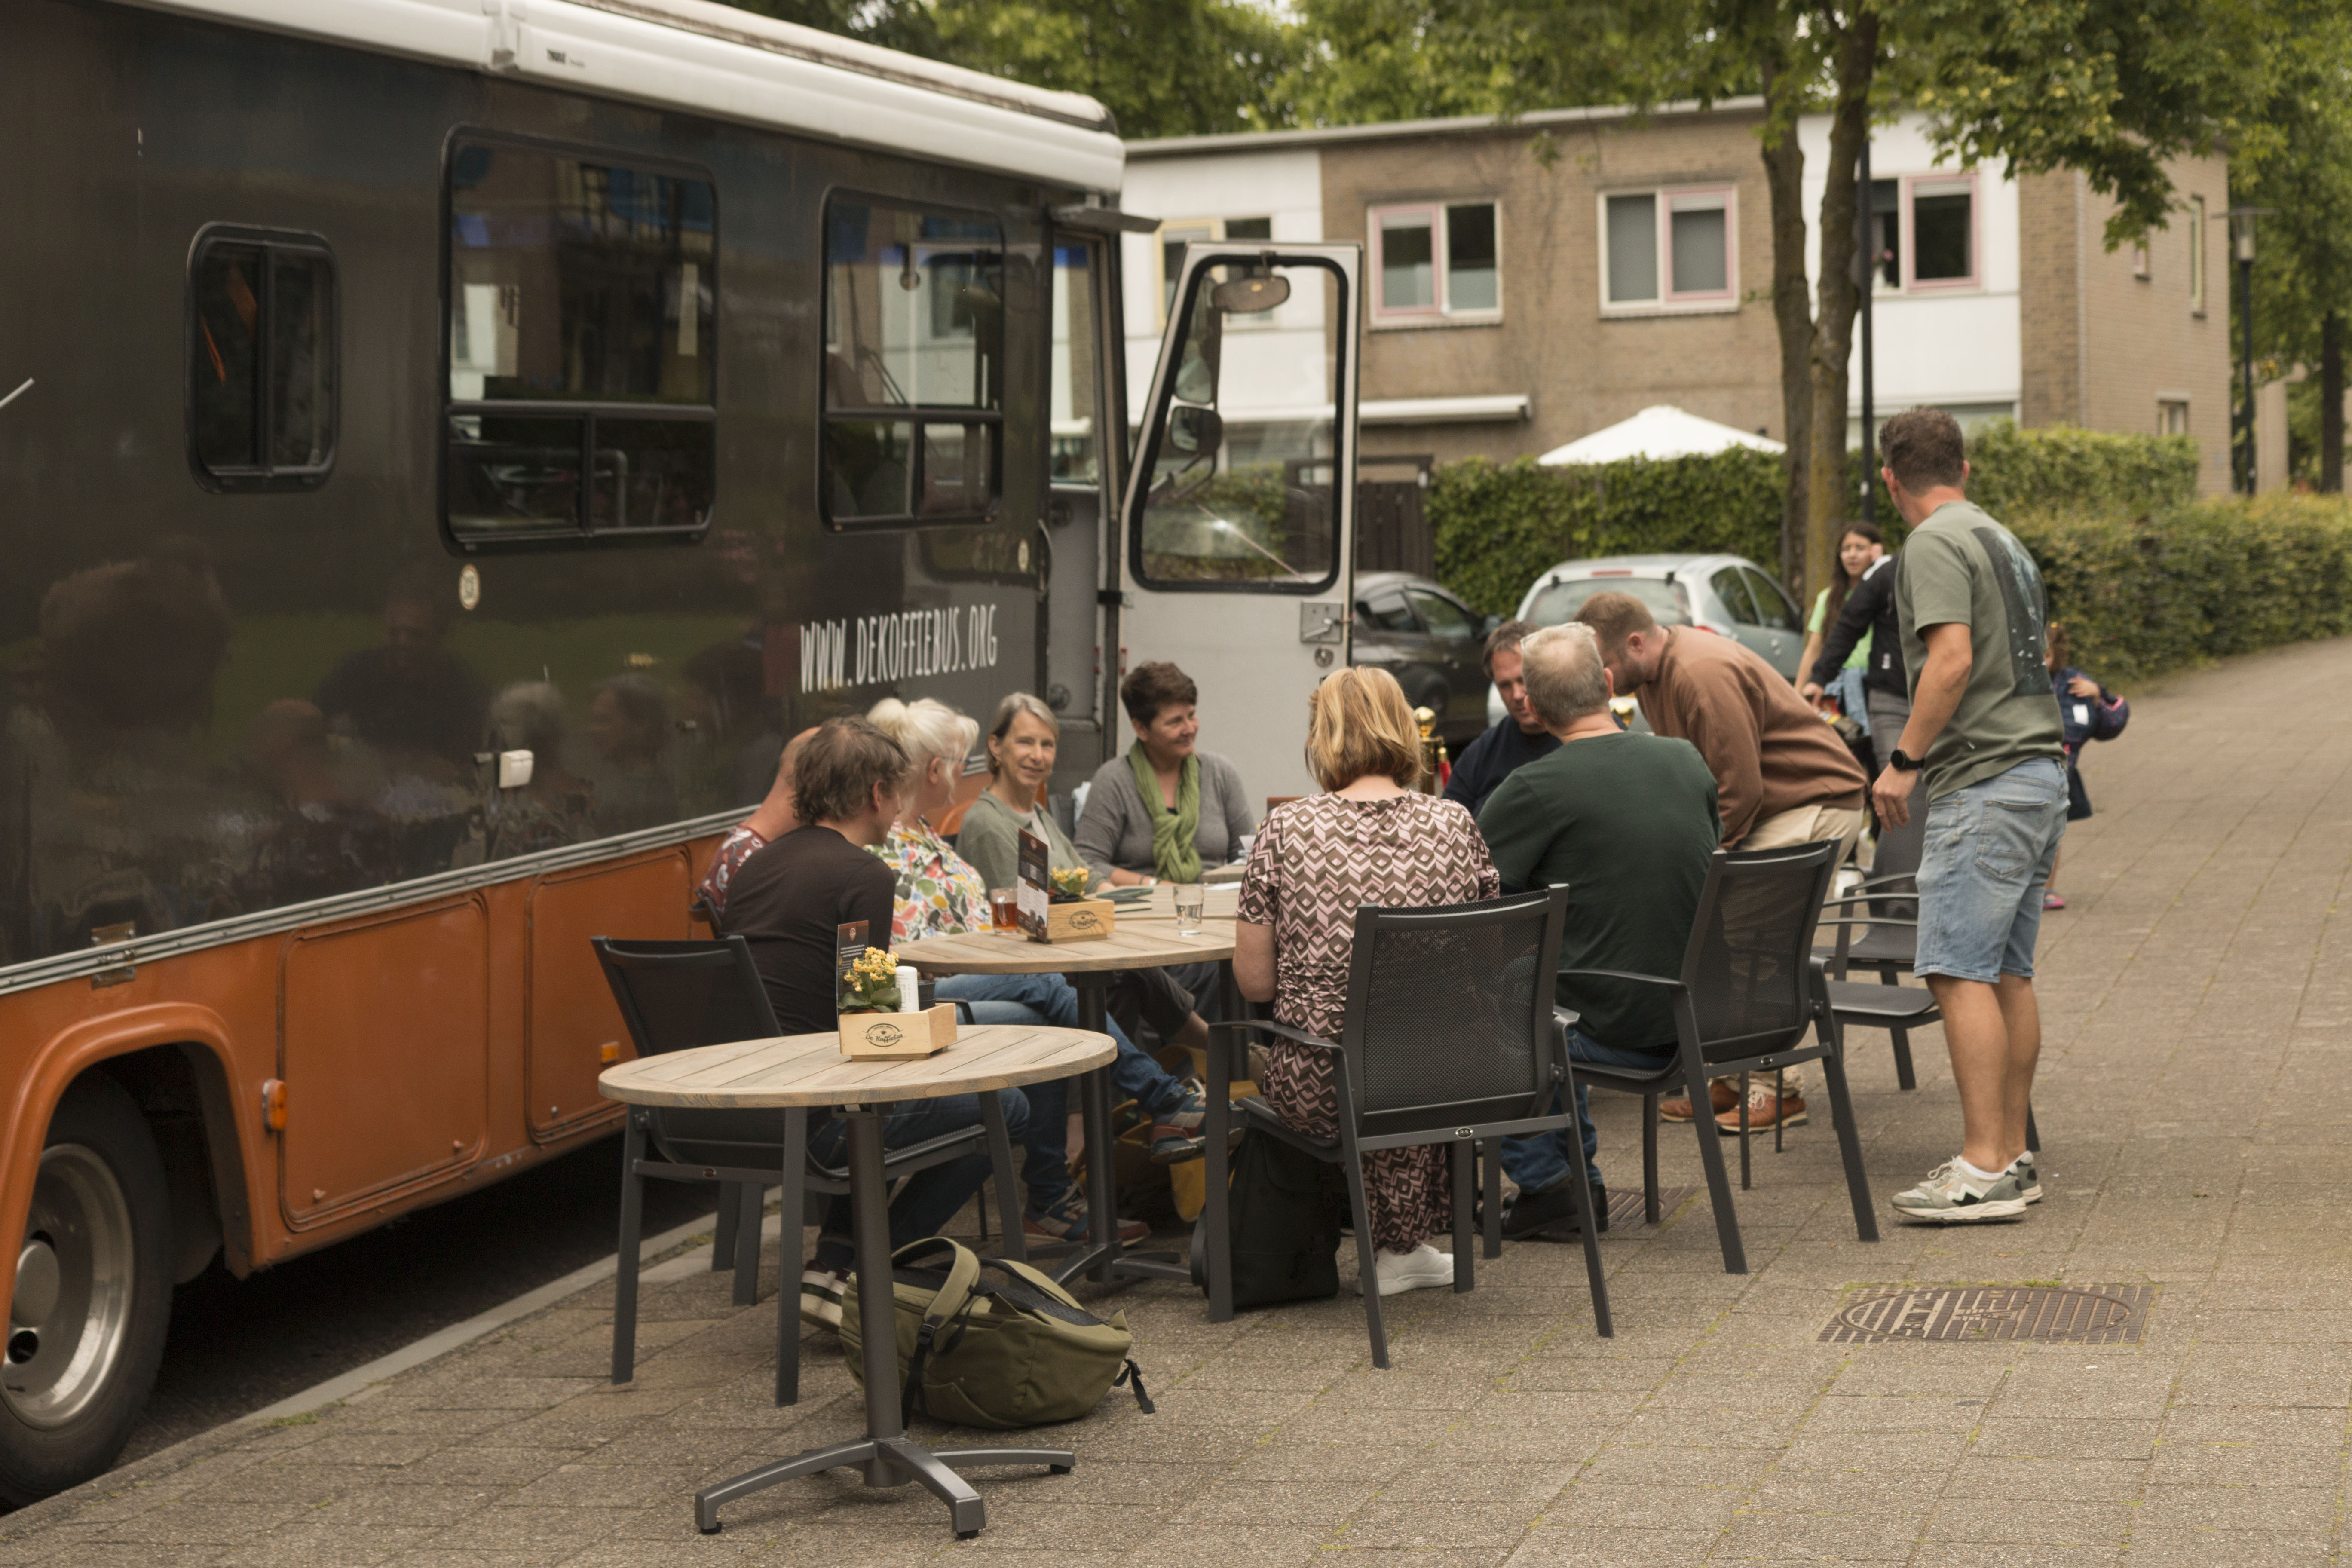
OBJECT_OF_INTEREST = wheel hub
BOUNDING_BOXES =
[3,1146,135,1429]
[9,1239,60,1361]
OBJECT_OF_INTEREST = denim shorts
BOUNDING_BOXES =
[1914,756,2068,983]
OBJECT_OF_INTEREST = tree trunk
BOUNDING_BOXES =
[2324,311,2345,493]
[1802,11,1880,607]
[1758,43,1814,597]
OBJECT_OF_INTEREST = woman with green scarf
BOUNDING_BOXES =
[1076,661,1257,889]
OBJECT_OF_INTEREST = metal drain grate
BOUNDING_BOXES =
[1820,1285,2156,1344]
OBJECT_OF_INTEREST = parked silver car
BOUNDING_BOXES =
[1485,552,1804,727]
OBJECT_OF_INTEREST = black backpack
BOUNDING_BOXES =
[1191,1128,1348,1310]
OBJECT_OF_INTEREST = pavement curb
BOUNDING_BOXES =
[0,1204,772,1537]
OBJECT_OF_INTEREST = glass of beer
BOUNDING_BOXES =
[989,888,1020,932]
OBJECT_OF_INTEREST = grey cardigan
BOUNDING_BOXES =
[955,789,1084,894]
[1075,749,1255,882]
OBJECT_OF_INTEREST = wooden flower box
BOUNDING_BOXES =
[1037,897,1115,943]
[839,1003,959,1060]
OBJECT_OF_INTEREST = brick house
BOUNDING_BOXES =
[1122,103,2234,493]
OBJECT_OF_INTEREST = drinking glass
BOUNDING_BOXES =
[1173,883,1206,935]
[989,888,1020,932]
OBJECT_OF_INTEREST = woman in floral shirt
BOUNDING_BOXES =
[864,698,1224,1243]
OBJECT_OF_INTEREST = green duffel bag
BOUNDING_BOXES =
[839,1237,1155,1429]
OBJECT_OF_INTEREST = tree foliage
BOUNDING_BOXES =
[729,0,1300,138]
[2229,2,2352,487]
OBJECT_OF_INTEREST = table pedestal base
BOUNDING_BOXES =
[694,1436,1074,1537]
[1020,978,1193,1289]
[692,1106,1074,1537]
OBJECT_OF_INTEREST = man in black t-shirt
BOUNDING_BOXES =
[720,718,1029,1328]
[1442,620,1561,817]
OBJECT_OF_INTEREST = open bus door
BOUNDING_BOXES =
[1116,244,1361,803]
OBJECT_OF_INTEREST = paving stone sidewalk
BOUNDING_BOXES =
[10,637,2352,1566]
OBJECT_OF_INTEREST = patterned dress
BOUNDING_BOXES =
[1237,792,1501,1253]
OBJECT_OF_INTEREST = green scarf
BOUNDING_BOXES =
[1128,743,1201,883]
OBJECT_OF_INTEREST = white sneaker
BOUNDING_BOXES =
[1357,1243,1455,1297]
[799,1265,846,1328]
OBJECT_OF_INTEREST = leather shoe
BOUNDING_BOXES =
[1715,1087,1808,1135]
[1499,1179,1609,1240]
[1659,1080,1739,1123]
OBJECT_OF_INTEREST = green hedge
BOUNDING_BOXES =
[1430,421,2207,623]
[2013,494,2352,683]
[1427,421,2346,684]
[1430,449,1785,619]
[1962,420,2202,518]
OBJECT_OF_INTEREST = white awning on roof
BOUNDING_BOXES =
[1537,405,1784,465]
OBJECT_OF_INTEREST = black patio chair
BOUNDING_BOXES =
[1560,840,1879,1275]
[1816,890,2040,1154]
[591,936,1024,1405]
[1201,887,1610,1367]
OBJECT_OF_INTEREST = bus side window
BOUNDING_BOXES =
[443,136,717,544]
[187,226,337,491]
[821,196,1005,527]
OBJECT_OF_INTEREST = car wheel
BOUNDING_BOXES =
[0,1074,174,1504]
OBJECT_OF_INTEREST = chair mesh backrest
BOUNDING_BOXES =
[1344,893,1559,1136]
[594,938,787,1171]
[596,939,779,1057]
[1686,845,1834,1054]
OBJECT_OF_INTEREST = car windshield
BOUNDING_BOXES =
[1525,575,1690,626]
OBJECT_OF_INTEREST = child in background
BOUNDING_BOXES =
[2043,623,2129,910]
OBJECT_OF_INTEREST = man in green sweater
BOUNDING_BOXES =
[1476,622,1723,1237]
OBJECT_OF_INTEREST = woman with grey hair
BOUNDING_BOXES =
[868,694,1220,1247]
[952,691,1228,1243]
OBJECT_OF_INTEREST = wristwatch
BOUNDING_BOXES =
[1886,749,1923,773]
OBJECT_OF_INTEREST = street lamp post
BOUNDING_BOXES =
[2229,207,2274,496]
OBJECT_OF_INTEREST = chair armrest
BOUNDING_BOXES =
[1208,1018,1342,1055]
[1818,893,1922,912]
[1555,967,1687,991]
[1812,916,1920,931]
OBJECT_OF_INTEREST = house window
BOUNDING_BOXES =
[2159,398,2190,437]
[189,225,337,492]
[1600,187,1735,311]
[1369,201,1501,323]
[1867,178,1900,290]
[2189,196,2208,315]
[1159,216,1271,319]
[1907,175,1976,288]
[443,136,717,542]
[821,196,1004,527]
[2133,231,2152,280]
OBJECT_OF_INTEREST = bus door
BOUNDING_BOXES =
[1117,244,1361,803]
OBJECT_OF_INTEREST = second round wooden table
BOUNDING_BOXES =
[894,921,1235,1287]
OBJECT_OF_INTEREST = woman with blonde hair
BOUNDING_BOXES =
[1234,666,1501,1297]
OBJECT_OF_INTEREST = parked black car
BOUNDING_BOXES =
[1350,572,1498,747]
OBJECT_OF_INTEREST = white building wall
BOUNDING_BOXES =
[1798,112,2023,434]
[1118,150,1326,416]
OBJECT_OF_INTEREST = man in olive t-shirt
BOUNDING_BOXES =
[1477,623,1721,1236]
[1870,409,2067,1226]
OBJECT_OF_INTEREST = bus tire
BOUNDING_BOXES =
[0,1073,174,1504]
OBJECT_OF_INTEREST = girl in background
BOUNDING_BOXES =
[2042,622,2130,910]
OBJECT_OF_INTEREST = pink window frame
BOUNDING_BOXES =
[1660,186,1738,304]
[1902,172,1980,293]
[1369,202,1446,322]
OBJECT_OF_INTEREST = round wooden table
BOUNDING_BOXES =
[895,922,1236,1288]
[599,1025,1114,1540]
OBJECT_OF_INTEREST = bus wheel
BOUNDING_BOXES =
[0,1074,173,1504]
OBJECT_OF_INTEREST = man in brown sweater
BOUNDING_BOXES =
[1576,592,1869,1131]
